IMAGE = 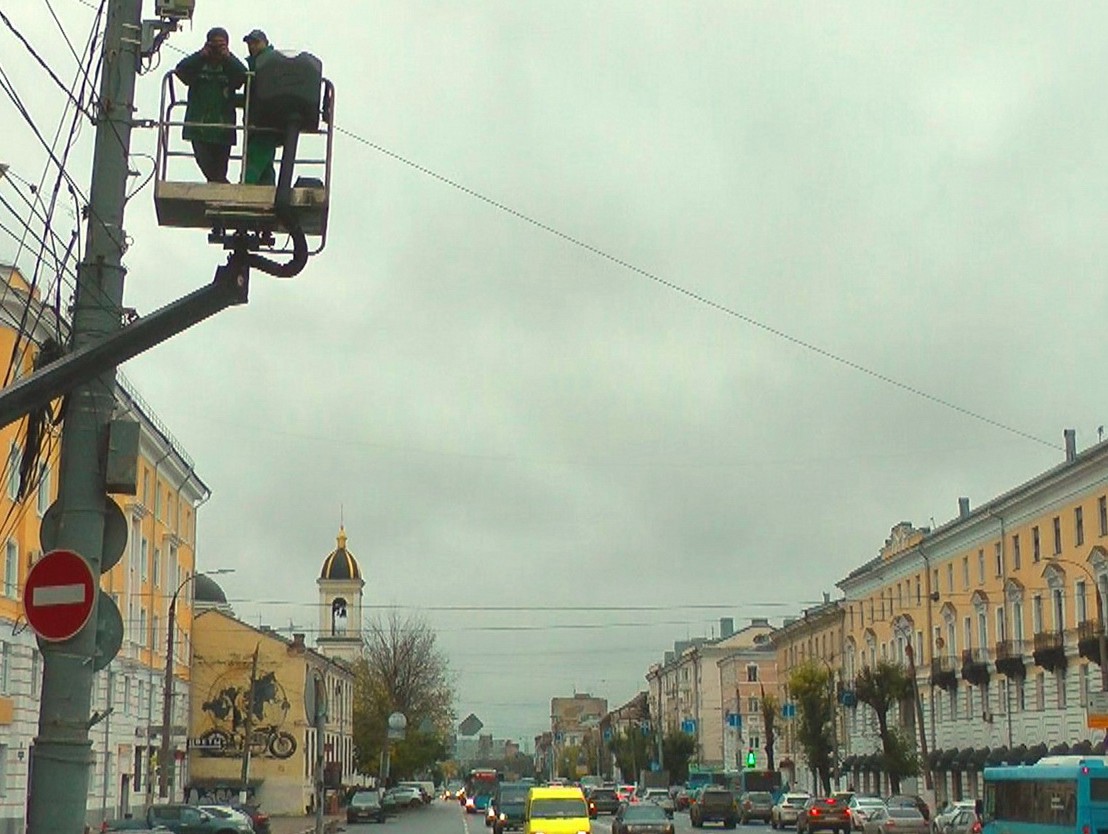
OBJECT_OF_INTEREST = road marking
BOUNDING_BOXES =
[33,584,86,606]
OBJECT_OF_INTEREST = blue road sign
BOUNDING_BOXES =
[603,728,612,741]
[681,719,696,734]
[726,713,742,729]
[781,703,797,719]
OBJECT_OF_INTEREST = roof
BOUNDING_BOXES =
[320,527,361,580]
[193,573,227,605]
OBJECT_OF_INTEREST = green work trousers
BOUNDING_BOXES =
[244,133,279,185]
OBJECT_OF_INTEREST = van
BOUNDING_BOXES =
[525,785,591,834]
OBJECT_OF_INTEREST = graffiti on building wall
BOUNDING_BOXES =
[186,783,258,805]
[193,666,297,759]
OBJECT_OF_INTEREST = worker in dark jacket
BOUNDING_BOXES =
[242,29,279,185]
[174,27,247,183]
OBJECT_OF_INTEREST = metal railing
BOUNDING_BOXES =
[961,647,990,666]
[994,639,1027,661]
[1032,629,1065,652]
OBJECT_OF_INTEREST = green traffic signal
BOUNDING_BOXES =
[745,750,756,768]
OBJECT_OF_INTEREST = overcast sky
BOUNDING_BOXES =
[4,2,1108,745]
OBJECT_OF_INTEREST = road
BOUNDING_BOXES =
[340,799,778,834]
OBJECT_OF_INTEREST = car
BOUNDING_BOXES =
[931,801,975,834]
[618,784,638,804]
[942,808,981,834]
[689,786,738,829]
[523,785,591,834]
[229,804,270,834]
[197,806,257,833]
[861,807,929,834]
[675,788,692,811]
[146,804,252,834]
[771,793,812,829]
[886,796,931,822]
[588,787,622,816]
[846,797,886,831]
[796,797,852,834]
[445,780,465,800]
[346,791,387,824]
[383,785,424,811]
[613,802,675,834]
[101,821,170,833]
[493,782,531,834]
[739,791,774,824]
[639,788,675,816]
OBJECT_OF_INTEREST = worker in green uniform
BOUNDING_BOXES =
[242,29,279,186]
[174,28,247,183]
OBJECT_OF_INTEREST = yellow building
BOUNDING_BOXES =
[0,264,209,829]
[187,548,355,815]
[838,434,1108,803]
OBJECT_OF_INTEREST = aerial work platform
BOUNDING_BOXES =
[153,62,334,254]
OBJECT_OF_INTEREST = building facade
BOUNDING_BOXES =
[0,265,209,831]
[717,641,779,772]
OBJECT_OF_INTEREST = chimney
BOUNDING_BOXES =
[1065,429,1077,463]
[292,632,305,649]
[958,497,970,519]
[720,617,734,638]
[751,617,770,627]
[823,591,830,604]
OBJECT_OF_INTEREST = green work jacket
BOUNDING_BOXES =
[174,50,247,145]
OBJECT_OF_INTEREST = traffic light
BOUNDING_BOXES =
[745,749,756,768]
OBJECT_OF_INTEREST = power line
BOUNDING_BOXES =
[334,125,1060,452]
[0,9,95,120]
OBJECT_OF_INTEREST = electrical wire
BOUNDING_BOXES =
[334,125,1061,453]
[0,8,95,120]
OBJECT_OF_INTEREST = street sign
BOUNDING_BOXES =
[40,498,128,573]
[726,713,743,729]
[1088,691,1108,729]
[681,719,696,734]
[781,702,797,719]
[304,671,326,723]
[93,591,123,671]
[23,549,95,642]
[459,713,484,736]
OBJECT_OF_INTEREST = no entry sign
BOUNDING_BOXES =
[24,549,96,642]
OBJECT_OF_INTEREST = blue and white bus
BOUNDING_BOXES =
[983,756,1108,834]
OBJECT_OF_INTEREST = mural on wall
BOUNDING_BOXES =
[194,666,297,759]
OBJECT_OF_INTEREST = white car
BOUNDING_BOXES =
[197,805,255,833]
[847,797,887,831]
[771,793,812,829]
[932,801,976,834]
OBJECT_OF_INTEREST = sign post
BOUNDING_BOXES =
[1087,692,1108,729]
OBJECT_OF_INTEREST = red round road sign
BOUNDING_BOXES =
[23,549,95,642]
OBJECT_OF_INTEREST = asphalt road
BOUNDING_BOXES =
[339,800,779,834]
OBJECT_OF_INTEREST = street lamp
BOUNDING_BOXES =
[158,568,234,799]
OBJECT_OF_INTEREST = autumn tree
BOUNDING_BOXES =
[789,662,834,794]
[353,612,455,781]
[854,661,918,793]
[760,688,779,771]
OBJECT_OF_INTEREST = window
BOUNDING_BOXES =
[965,685,973,719]
[1077,581,1088,624]
[1081,664,1089,707]
[1076,506,1085,547]
[0,642,10,693]
[1101,496,1108,537]
[964,617,973,652]
[748,697,760,713]
[154,484,162,520]
[3,541,15,598]
[962,556,970,589]
[1016,678,1025,711]
[746,665,758,682]
[1012,534,1021,570]
[139,538,148,583]
[141,471,149,507]
[30,650,39,697]
[977,609,988,647]
[1053,516,1062,555]
[996,607,1006,642]
[994,543,1003,576]
[978,550,985,583]
[123,676,131,716]
[1013,600,1024,641]
[1032,595,1044,634]
[1056,669,1067,709]
[36,464,50,516]
[1035,672,1045,710]
[152,615,159,651]
[5,444,19,500]
[1052,588,1066,631]
[915,576,921,605]
[138,608,147,646]
[152,547,160,587]
[947,564,954,593]
[1033,526,1041,562]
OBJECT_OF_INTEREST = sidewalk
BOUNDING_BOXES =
[269,813,344,834]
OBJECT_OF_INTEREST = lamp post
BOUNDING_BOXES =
[158,568,234,799]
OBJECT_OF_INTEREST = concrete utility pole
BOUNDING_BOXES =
[25,1,141,831]
[240,644,260,805]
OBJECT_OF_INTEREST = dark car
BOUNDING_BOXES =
[588,787,623,816]
[102,821,170,833]
[146,804,251,833]
[675,788,692,811]
[690,787,738,828]
[493,782,531,834]
[797,797,852,834]
[613,803,676,834]
[230,804,270,834]
[887,796,931,822]
[739,791,774,824]
[347,791,387,824]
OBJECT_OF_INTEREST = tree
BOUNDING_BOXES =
[853,661,917,793]
[789,662,834,794]
[609,728,652,782]
[760,688,779,771]
[662,731,696,784]
[352,612,455,782]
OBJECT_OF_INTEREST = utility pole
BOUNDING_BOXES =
[25,2,141,831]
[239,644,260,805]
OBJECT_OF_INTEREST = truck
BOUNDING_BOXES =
[639,769,670,790]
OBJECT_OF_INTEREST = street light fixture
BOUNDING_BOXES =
[158,567,234,799]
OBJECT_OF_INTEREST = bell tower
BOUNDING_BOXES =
[317,526,364,662]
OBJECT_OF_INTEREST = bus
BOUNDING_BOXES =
[983,756,1108,834]
[731,770,783,796]
[464,768,501,814]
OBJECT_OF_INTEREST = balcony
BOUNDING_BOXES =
[1078,620,1105,665]
[1032,630,1067,672]
[961,648,991,686]
[994,640,1027,679]
[930,655,959,691]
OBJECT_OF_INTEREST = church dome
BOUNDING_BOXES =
[320,527,361,580]
[193,573,228,605]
